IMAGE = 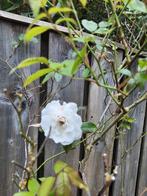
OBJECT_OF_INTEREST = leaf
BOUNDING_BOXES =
[55,172,71,196]
[134,72,147,86]
[40,0,48,7]
[59,59,75,76]
[71,47,86,74]
[28,178,40,194]
[38,177,55,196]
[94,28,110,35]
[99,21,111,28]
[79,0,87,7]
[119,68,132,77]
[16,57,49,70]
[13,192,34,196]
[55,17,76,26]
[138,58,147,69]
[82,19,98,32]
[54,161,68,174]
[29,0,41,16]
[54,73,62,82]
[24,68,53,87]
[81,122,97,133]
[65,166,88,192]
[24,26,50,42]
[82,68,90,78]
[42,72,54,84]
[123,0,147,13]
[48,7,72,15]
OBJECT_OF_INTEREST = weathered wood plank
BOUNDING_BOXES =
[111,61,147,196]
[0,20,40,196]
[44,32,86,193]
[82,50,123,196]
[135,102,147,196]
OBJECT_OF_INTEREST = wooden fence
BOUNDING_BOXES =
[0,10,146,196]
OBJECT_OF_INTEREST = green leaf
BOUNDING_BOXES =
[82,19,98,32]
[134,72,147,86]
[24,26,50,42]
[73,35,95,43]
[13,192,34,196]
[82,68,90,78]
[16,57,49,69]
[71,47,86,74]
[55,172,71,196]
[63,143,75,153]
[138,58,147,70]
[29,0,41,16]
[59,59,75,76]
[42,72,54,84]
[81,122,97,133]
[55,17,76,25]
[65,166,88,192]
[54,73,63,82]
[40,0,48,7]
[79,0,87,7]
[38,177,55,196]
[94,28,110,35]
[24,68,53,87]
[48,7,72,15]
[54,161,68,174]
[28,178,40,194]
[119,68,132,77]
[123,0,147,13]
[99,21,111,28]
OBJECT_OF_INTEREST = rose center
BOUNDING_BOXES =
[57,116,66,126]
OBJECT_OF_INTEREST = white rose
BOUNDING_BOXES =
[41,100,82,145]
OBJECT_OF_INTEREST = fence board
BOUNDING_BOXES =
[44,32,86,187]
[83,50,123,196]
[0,20,40,196]
[136,105,147,196]
[112,83,147,195]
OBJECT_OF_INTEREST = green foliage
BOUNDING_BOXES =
[16,57,49,69]
[81,122,97,133]
[28,178,40,193]
[25,26,50,42]
[79,0,87,7]
[24,68,53,87]
[82,19,98,32]
[120,115,136,130]
[38,177,55,196]
[123,0,147,13]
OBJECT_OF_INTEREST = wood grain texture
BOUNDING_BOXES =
[0,20,40,196]
[82,50,123,196]
[111,60,147,196]
[136,104,147,196]
[44,32,86,189]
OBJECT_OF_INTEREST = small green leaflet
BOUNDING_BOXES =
[17,57,49,69]
[82,68,90,78]
[123,0,147,13]
[24,68,53,87]
[48,7,72,15]
[79,0,87,7]
[28,178,40,194]
[24,26,50,42]
[55,17,76,26]
[118,68,132,77]
[38,177,55,196]
[10,57,49,74]
[29,0,40,16]
[82,19,98,32]
[81,122,97,133]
